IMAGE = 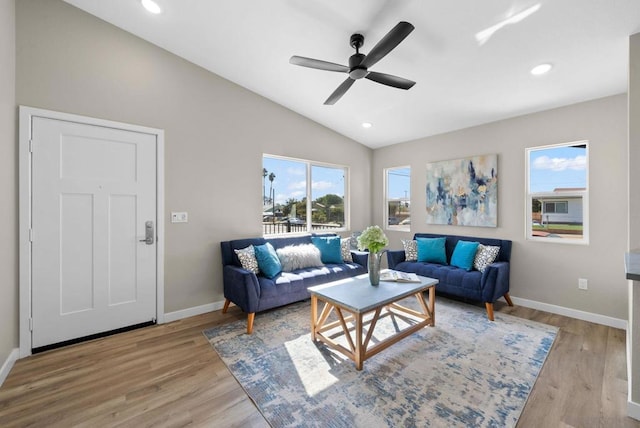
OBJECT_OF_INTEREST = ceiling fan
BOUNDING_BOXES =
[290,21,416,105]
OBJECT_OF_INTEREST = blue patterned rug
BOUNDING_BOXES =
[204,297,557,427]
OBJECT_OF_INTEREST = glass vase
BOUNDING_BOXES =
[368,251,382,286]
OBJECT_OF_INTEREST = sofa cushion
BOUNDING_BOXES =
[474,244,501,272]
[254,243,282,279]
[450,240,480,271]
[341,238,353,263]
[311,236,343,264]
[276,244,323,272]
[402,239,418,261]
[416,237,447,265]
[233,245,259,274]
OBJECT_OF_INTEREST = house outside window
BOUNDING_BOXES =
[262,155,348,235]
[385,166,410,231]
[526,142,588,244]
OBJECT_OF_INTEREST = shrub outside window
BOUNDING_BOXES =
[262,155,348,235]
[385,166,410,231]
[526,142,588,244]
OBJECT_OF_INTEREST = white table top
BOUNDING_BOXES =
[308,271,438,313]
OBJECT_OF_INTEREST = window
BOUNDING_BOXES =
[385,166,410,231]
[262,155,347,235]
[543,201,568,214]
[526,142,588,243]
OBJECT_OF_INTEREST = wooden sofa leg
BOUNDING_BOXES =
[222,299,230,314]
[247,313,255,335]
[504,293,514,307]
[485,303,495,321]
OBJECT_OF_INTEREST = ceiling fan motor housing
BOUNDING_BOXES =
[348,34,367,79]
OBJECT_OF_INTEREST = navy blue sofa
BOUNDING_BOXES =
[220,233,367,333]
[387,233,512,320]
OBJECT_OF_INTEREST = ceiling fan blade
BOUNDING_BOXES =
[324,78,355,105]
[289,56,349,73]
[365,71,415,90]
[361,21,414,69]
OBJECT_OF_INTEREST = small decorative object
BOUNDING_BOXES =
[357,225,389,286]
[425,154,498,227]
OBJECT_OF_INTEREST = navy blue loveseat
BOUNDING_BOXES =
[220,233,367,333]
[387,233,512,320]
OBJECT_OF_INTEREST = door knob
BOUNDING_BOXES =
[139,221,154,245]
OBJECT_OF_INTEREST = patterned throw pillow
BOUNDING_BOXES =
[277,244,324,272]
[234,245,259,274]
[341,238,353,263]
[402,239,418,261]
[473,244,500,272]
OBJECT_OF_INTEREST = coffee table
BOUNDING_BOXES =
[308,271,438,370]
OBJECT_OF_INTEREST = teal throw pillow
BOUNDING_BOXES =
[254,242,282,279]
[311,236,343,264]
[450,240,480,271]
[416,237,447,265]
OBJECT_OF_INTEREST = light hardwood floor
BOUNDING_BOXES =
[1,301,639,427]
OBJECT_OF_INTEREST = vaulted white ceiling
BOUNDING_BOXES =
[64,0,640,148]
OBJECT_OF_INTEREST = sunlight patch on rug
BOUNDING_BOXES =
[204,297,557,427]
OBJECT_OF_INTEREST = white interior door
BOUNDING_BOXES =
[30,116,158,349]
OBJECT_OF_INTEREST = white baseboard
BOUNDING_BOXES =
[163,300,226,323]
[628,400,640,421]
[0,348,19,387]
[510,296,627,330]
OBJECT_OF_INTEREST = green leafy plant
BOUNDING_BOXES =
[357,225,389,253]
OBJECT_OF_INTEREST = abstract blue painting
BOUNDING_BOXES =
[426,154,498,227]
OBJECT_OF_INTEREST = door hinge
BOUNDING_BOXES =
[29,318,33,332]
[29,139,33,153]
[29,228,34,242]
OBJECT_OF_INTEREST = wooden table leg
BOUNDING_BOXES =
[311,295,318,341]
[429,286,435,326]
[355,313,364,371]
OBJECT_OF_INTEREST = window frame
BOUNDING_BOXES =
[384,165,411,232]
[525,141,589,245]
[262,154,349,236]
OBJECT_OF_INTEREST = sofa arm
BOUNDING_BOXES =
[480,261,510,303]
[350,250,369,268]
[223,265,261,314]
[386,250,406,269]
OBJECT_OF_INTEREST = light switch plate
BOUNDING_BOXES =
[171,212,188,223]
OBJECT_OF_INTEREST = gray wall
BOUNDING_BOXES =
[374,94,628,320]
[15,0,372,313]
[0,0,17,363]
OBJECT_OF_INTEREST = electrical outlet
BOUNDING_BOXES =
[171,212,188,223]
[578,278,588,290]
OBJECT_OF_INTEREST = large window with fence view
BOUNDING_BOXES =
[385,166,410,231]
[526,142,588,244]
[262,155,347,235]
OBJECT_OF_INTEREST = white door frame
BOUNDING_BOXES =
[19,106,165,358]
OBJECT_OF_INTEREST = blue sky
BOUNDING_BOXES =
[529,145,587,193]
[263,157,345,205]
[387,167,411,200]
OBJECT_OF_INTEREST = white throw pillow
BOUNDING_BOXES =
[277,244,324,272]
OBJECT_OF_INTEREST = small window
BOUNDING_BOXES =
[385,166,410,231]
[526,142,588,243]
[262,155,347,235]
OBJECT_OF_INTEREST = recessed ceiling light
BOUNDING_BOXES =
[362,122,372,129]
[531,63,552,76]
[141,0,162,14]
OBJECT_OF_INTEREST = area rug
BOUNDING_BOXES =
[204,297,557,427]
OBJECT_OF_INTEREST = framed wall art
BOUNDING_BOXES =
[425,154,498,227]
